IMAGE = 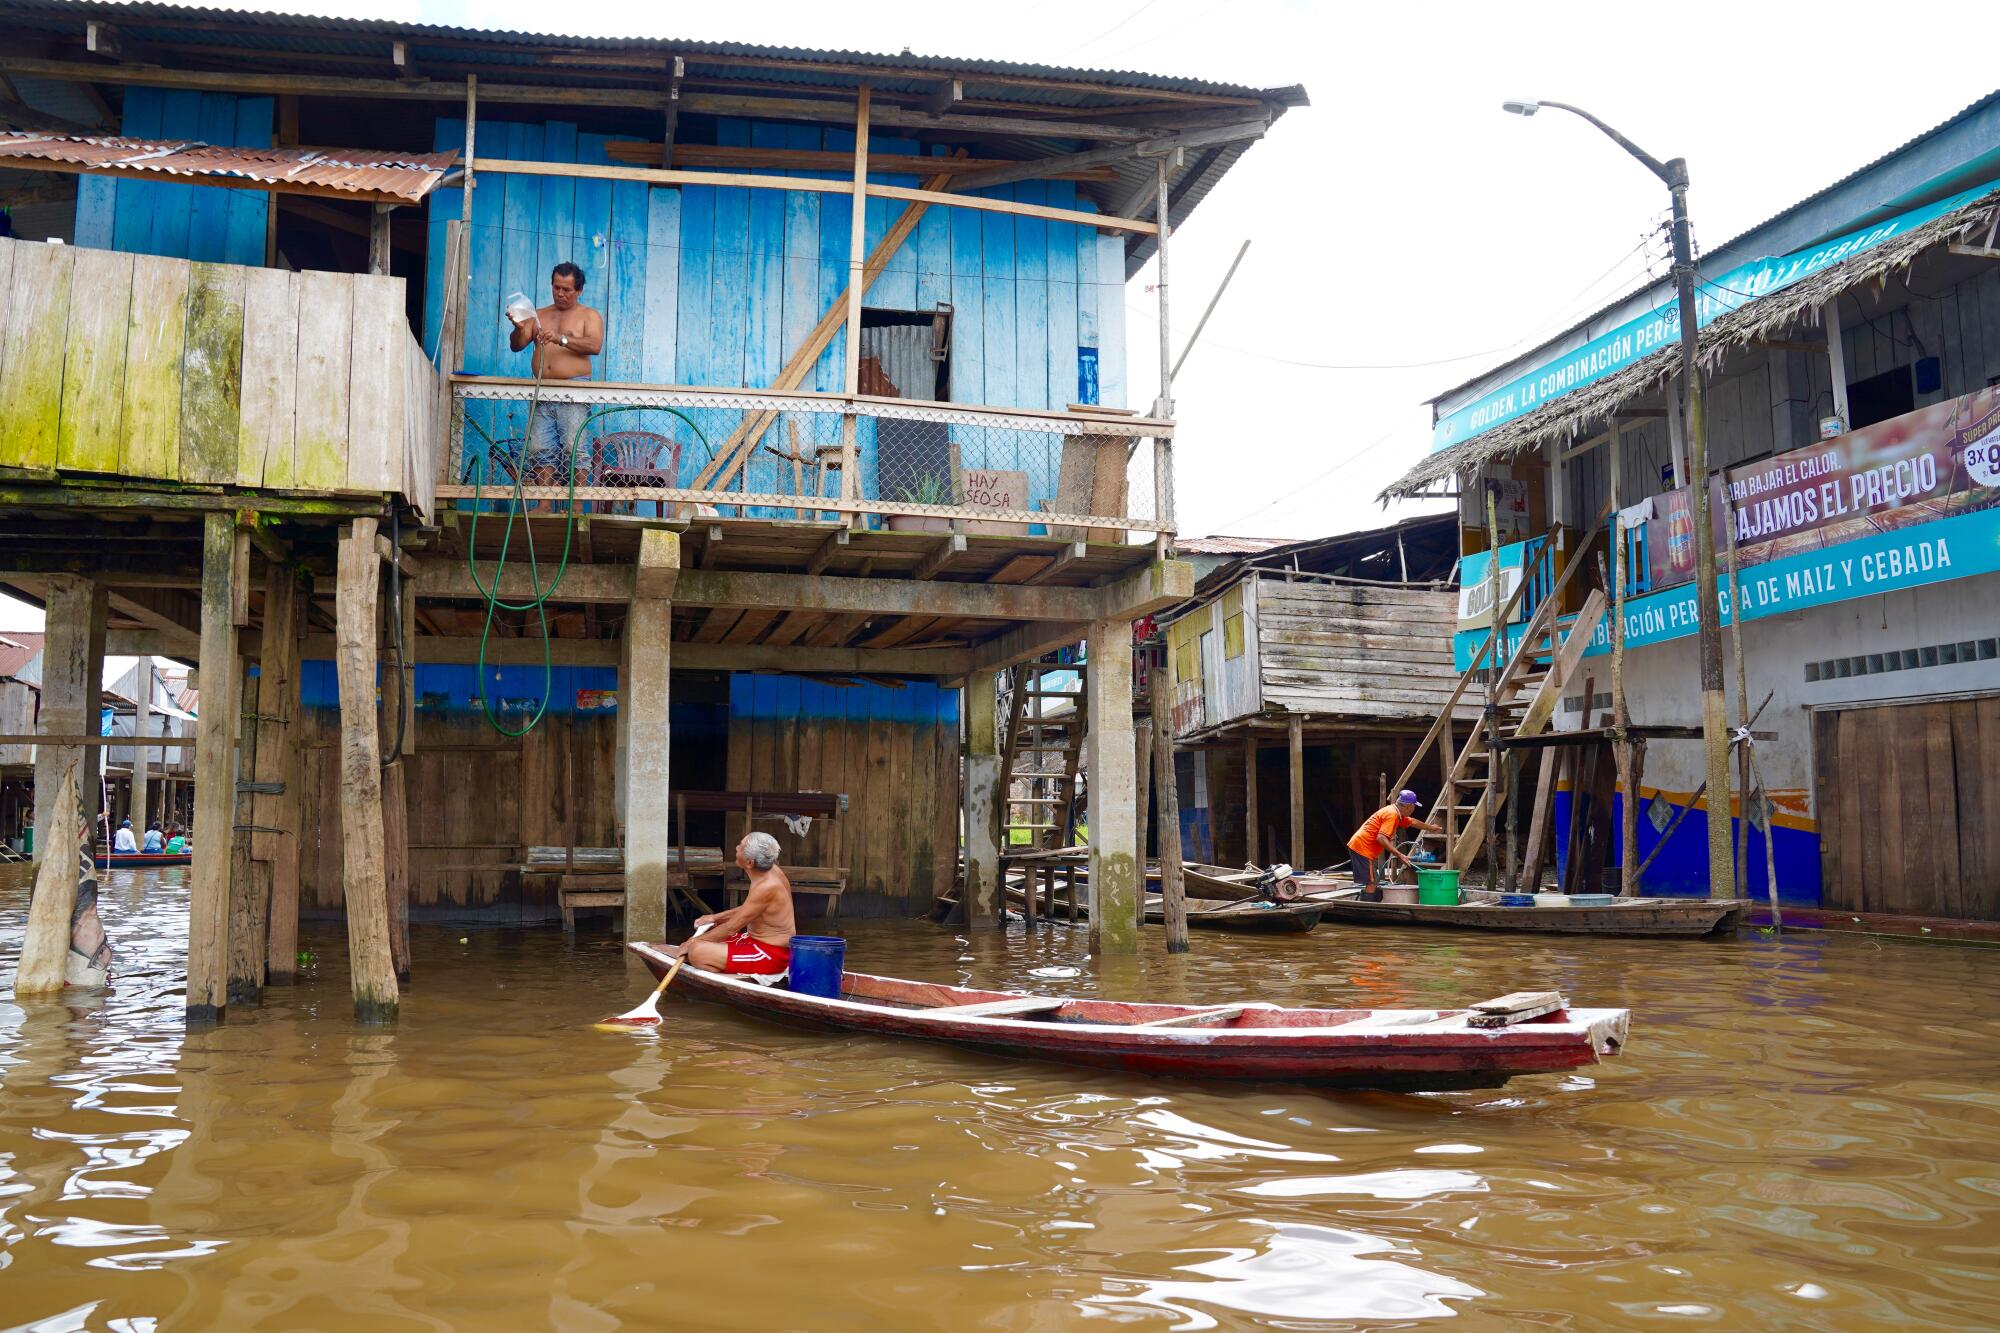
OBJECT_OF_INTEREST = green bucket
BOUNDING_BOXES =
[1415,868,1461,905]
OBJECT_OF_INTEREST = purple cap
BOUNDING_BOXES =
[1398,789,1420,805]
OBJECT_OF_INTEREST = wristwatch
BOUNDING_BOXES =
[559,333,570,348]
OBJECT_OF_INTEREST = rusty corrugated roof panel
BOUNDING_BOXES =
[0,132,458,203]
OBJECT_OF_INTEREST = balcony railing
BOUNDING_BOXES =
[433,378,1173,538]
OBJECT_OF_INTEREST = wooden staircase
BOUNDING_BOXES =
[1387,511,1611,877]
[999,658,1087,850]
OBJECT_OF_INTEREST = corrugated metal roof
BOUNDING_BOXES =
[0,131,457,202]
[0,631,43,680]
[1176,535,1297,555]
[0,1,1308,104]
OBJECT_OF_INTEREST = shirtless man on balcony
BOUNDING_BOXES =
[507,261,604,486]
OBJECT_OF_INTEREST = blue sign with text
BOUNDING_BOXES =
[1453,505,2000,669]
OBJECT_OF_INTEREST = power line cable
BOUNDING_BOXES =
[1057,0,1161,58]
[1201,422,1408,532]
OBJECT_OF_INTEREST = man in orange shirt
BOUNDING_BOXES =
[1347,790,1443,899]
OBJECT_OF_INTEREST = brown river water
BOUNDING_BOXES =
[3,866,1998,1331]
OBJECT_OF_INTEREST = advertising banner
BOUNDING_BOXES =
[1645,385,2000,589]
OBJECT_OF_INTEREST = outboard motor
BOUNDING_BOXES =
[1252,863,1302,903]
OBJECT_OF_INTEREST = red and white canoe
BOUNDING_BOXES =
[628,942,1629,1091]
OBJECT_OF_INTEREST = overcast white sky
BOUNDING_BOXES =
[3,2,1993,631]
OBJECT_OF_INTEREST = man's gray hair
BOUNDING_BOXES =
[742,831,782,871]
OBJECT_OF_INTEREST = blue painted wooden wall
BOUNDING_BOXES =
[425,115,1128,513]
[73,86,272,265]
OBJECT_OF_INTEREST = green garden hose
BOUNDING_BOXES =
[460,394,711,737]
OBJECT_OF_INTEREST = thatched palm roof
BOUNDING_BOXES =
[1383,185,2000,500]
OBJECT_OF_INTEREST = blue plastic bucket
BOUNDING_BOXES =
[787,935,847,998]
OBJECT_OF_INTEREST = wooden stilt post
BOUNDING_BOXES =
[189,515,243,1022]
[1287,714,1305,869]
[1150,666,1188,953]
[335,518,398,1023]
[1133,708,1152,932]
[131,655,153,837]
[380,569,412,981]
[622,529,679,943]
[1085,616,1137,955]
[1243,731,1258,864]
[227,650,262,1004]
[17,575,102,996]
[963,668,1001,929]
[259,568,304,983]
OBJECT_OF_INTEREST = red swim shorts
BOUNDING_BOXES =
[724,932,791,975]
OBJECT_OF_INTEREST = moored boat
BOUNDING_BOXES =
[92,850,193,869]
[628,941,1630,1090]
[1299,886,1749,937]
[1002,880,1322,932]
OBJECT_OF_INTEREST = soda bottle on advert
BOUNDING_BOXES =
[1667,502,1694,575]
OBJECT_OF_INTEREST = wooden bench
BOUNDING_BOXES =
[725,865,849,923]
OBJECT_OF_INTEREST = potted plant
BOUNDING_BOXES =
[886,472,954,532]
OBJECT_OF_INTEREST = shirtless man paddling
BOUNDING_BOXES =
[507,261,604,480]
[680,832,796,980]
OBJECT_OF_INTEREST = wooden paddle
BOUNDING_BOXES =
[595,924,710,1030]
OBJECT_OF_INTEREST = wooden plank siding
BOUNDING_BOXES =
[1813,694,2000,922]
[1255,577,1480,721]
[726,674,960,916]
[424,116,1126,512]
[0,238,439,508]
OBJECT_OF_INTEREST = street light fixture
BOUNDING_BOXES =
[1502,98,1734,903]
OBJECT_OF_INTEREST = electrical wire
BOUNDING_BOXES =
[1126,231,1658,373]
[1099,0,1231,58]
[1201,422,1408,533]
[1057,0,1162,58]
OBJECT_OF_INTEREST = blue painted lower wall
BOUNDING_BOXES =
[1552,790,1822,904]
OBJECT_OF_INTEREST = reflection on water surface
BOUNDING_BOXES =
[3,866,1998,1330]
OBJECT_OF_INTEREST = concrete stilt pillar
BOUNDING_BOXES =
[622,530,679,943]
[1085,617,1137,955]
[963,668,1001,929]
[17,576,107,996]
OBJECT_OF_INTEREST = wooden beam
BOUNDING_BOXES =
[660,54,684,168]
[805,527,849,575]
[913,533,966,581]
[1020,541,1086,586]
[866,183,1156,234]
[335,518,398,1023]
[925,78,964,115]
[1243,730,1259,864]
[949,119,1266,192]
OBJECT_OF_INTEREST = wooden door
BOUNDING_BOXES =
[1812,695,2000,920]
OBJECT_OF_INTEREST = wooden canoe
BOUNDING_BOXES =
[1145,895,1322,933]
[628,941,1630,1091]
[1301,889,1750,937]
[92,851,191,869]
[1003,881,1322,932]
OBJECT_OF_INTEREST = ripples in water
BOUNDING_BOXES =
[3,866,1999,1330]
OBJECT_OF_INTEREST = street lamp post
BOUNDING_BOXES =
[1503,99,1734,901]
